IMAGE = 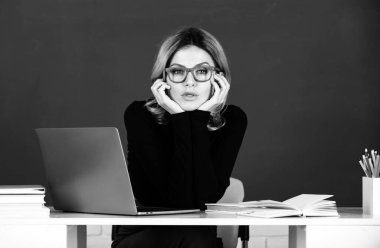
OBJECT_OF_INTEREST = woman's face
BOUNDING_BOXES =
[166,45,214,111]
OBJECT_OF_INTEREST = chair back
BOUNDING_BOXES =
[217,178,244,248]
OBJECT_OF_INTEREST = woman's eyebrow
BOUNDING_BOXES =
[168,63,184,67]
[169,62,211,68]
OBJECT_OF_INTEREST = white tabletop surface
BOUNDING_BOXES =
[1,208,380,226]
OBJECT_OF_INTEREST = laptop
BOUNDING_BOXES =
[35,127,200,215]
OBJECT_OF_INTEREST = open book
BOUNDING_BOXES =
[206,194,339,218]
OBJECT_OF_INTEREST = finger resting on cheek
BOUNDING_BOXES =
[212,84,218,92]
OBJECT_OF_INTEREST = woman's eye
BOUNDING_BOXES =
[196,69,208,74]
[172,69,184,75]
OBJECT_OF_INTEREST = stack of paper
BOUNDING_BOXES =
[206,194,339,218]
[0,185,50,218]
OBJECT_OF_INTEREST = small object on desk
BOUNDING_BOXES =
[359,148,380,215]
[206,194,339,218]
[0,185,50,218]
[363,177,380,215]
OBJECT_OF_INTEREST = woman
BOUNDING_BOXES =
[112,27,247,248]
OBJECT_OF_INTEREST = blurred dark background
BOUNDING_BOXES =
[1,0,379,206]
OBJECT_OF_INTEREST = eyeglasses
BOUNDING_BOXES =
[164,64,220,83]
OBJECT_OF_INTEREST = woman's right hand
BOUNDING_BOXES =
[151,79,185,114]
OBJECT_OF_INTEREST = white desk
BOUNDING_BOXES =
[1,207,380,248]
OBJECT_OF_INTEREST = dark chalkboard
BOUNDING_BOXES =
[0,0,379,206]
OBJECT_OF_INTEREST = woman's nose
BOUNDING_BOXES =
[184,72,196,86]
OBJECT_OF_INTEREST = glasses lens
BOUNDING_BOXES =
[194,67,212,82]
[168,68,186,83]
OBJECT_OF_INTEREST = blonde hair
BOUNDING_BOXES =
[145,27,231,131]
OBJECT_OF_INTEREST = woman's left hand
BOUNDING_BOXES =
[198,72,230,112]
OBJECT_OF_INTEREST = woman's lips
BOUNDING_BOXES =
[182,94,198,101]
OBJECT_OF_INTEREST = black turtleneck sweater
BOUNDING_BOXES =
[112,100,247,241]
[125,100,247,209]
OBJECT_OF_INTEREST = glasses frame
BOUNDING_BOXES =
[164,64,220,84]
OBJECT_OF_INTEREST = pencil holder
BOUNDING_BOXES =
[363,177,380,215]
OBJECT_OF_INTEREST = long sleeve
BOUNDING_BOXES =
[190,106,248,207]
